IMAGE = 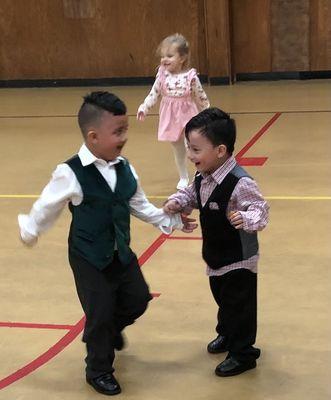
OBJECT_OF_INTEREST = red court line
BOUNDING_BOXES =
[0,322,74,330]
[0,317,86,390]
[137,233,169,266]
[237,157,268,166]
[236,112,281,166]
[0,234,169,390]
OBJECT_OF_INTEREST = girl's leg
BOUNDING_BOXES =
[171,137,189,189]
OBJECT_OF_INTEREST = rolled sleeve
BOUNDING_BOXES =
[231,178,269,232]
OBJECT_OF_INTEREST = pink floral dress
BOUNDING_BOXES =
[138,66,210,142]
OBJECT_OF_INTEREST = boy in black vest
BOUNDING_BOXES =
[164,108,269,377]
[18,91,197,395]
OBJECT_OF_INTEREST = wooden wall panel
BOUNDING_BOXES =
[204,0,231,78]
[310,0,331,70]
[1,0,330,81]
[230,0,271,74]
[0,0,205,80]
[271,0,309,71]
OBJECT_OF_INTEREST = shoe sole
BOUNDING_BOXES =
[207,348,228,354]
[215,362,256,377]
[86,378,122,395]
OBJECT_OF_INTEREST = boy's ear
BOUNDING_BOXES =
[86,129,98,143]
[217,144,227,158]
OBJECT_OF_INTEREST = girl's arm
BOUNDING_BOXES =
[137,73,162,118]
[191,74,210,111]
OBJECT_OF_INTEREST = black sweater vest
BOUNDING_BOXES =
[195,165,258,269]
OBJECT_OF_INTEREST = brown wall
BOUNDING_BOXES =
[231,0,331,75]
[271,0,310,71]
[0,0,207,80]
[0,0,330,81]
[204,0,231,78]
[231,0,272,74]
[310,0,331,70]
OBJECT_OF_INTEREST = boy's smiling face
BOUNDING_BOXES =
[186,129,227,175]
[86,111,129,161]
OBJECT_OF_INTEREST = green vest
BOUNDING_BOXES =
[66,155,137,270]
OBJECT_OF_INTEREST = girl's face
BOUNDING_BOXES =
[186,129,227,175]
[160,44,186,74]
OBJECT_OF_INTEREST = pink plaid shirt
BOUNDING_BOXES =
[168,156,269,276]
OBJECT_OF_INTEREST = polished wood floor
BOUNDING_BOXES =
[0,80,331,399]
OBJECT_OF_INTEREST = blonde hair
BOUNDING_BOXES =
[157,33,190,69]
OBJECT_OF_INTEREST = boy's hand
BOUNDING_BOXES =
[228,211,244,229]
[163,200,182,214]
[137,110,145,121]
[181,214,198,233]
[19,233,37,247]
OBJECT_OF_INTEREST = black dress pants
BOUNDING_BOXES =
[69,251,152,378]
[209,268,260,362]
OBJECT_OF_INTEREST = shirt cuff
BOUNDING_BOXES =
[158,213,183,234]
[167,195,193,215]
[18,214,38,245]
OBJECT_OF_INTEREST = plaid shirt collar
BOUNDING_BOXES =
[200,156,237,185]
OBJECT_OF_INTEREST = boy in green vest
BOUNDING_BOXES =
[18,91,197,396]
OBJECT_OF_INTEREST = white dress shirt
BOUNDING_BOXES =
[18,144,182,245]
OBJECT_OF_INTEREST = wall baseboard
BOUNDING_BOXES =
[236,71,331,81]
[209,76,231,85]
[0,77,156,88]
[0,71,329,88]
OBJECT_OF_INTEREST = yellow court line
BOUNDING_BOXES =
[148,195,331,200]
[1,195,331,200]
[265,196,331,200]
[0,195,39,198]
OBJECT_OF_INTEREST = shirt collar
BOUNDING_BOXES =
[200,156,237,184]
[78,144,124,167]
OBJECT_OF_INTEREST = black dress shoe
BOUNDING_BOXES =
[114,333,125,351]
[215,357,256,377]
[86,373,121,395]
[207,335,228,354]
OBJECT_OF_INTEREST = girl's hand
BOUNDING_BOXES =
[163,200,182,214]
[181,214,198,233]
[137,110,145,121]
[228,211,244,229]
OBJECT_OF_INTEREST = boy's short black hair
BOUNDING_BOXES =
[78,91,127,137]
[185,107,236,155]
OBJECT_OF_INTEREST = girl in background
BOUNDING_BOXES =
[137,33,210,189]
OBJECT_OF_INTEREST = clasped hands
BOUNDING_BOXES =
[163,200,197,233]
[164,200,244,231]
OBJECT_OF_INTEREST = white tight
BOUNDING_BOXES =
[171,137,188,180]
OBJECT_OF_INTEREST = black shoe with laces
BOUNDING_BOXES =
[86,373,121,395]
[215,357,256,377]
[207,335,228,354]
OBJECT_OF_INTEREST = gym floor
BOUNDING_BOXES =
[0,79,330,399]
